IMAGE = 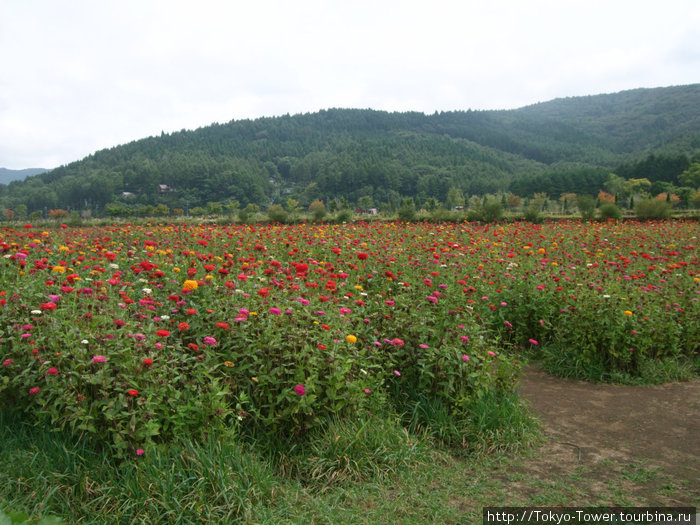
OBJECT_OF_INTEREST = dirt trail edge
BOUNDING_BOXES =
[513,364,700,506]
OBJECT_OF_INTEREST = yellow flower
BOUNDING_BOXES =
[346,334,357,344]
[223,361,235,368]
[182,279,198,291]
[52,266,66,273]
[623,310,633,316]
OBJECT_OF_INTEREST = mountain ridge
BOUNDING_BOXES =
[1,84,698,215]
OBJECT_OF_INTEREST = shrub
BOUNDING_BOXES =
[599,203,622,219]
[267,204,288,224]
[635,199,671,219]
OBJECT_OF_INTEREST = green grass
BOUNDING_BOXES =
[1,397,697,524]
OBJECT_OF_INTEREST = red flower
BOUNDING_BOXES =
[257,288,270,298]
[156,330,170,337]
[357,252,368,260]
[215,322,230,330]
[178,322,189,331]
[46,367,58,376]
[127,389,139,397]
[142,358,153,367]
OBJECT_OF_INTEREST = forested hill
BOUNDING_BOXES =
[3,84,699,215]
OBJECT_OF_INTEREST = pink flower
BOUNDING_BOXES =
[419,344,430,349]
[294,384,306,396]
[136,449,145,456]
[29,387,40,395]
[203,336,217,346]
[269,307,282,315]
[462,354,470,362]
[92,355,107,363]
[504,321,513,329]
[426,296,438,303]
[487,351,496,356]
[460,335,470,342]
[529,339,539,345]
[364,388,372,394]
[394,370,401,376]
[2,358,13,367]
[46,367,59,376]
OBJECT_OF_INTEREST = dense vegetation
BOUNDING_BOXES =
[1,85,699,219]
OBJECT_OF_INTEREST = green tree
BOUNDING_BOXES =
[285,198,300,218]
[577,195,596,220]
[678,162,700,189]
[309,199,326,221]
[397,197,416,221]
[446,186,465,210]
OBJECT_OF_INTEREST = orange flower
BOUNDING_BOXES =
[182,279,198,291]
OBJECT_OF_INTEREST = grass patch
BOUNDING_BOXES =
[538,344,699,385]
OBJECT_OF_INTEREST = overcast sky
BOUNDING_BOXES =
[1,0,698,169]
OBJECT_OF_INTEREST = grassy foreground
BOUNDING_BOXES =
[2,398,696,525]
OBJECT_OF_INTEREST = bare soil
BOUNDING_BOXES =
[511,364,699,506]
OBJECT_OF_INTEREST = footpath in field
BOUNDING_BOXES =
[512,365,699,506]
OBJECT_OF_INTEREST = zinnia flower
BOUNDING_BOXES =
[294,384,306,396]
[182,280,198,291]
[127,389,139,397]
[92,355,107,363]
[46,367,58,376]
[346,334,357,343]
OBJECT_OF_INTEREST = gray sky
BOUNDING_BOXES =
[1,0,699,169]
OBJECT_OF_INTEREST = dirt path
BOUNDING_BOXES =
[511,365,700,506]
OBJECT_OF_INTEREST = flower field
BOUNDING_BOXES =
[0,219,698,457]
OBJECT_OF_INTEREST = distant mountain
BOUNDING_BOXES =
[1,84,698,214]
[0,168,49,185]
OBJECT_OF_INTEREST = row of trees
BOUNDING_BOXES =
[7,183,697,225]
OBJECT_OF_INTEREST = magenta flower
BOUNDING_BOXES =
[92,355,107,363]
[529,338,539,345]
[394,369,401,376]
[294,384,306,396]
[460,335,470,342]
[364,388,372,394]
[419,344,430,349]
[462,354,470,362]
[487,351,496,356]
[269,307,282,315]
[203,336,217,346]
[2,358,14,367]
[46,367,59,376]
[29,387,40,395]
[136,449,145,456]
[504,321,513,329]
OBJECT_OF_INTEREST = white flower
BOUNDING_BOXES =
[81,339,89,344]
[31,310,42,315]
[142,288,152,295]
[160,315,170,321]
